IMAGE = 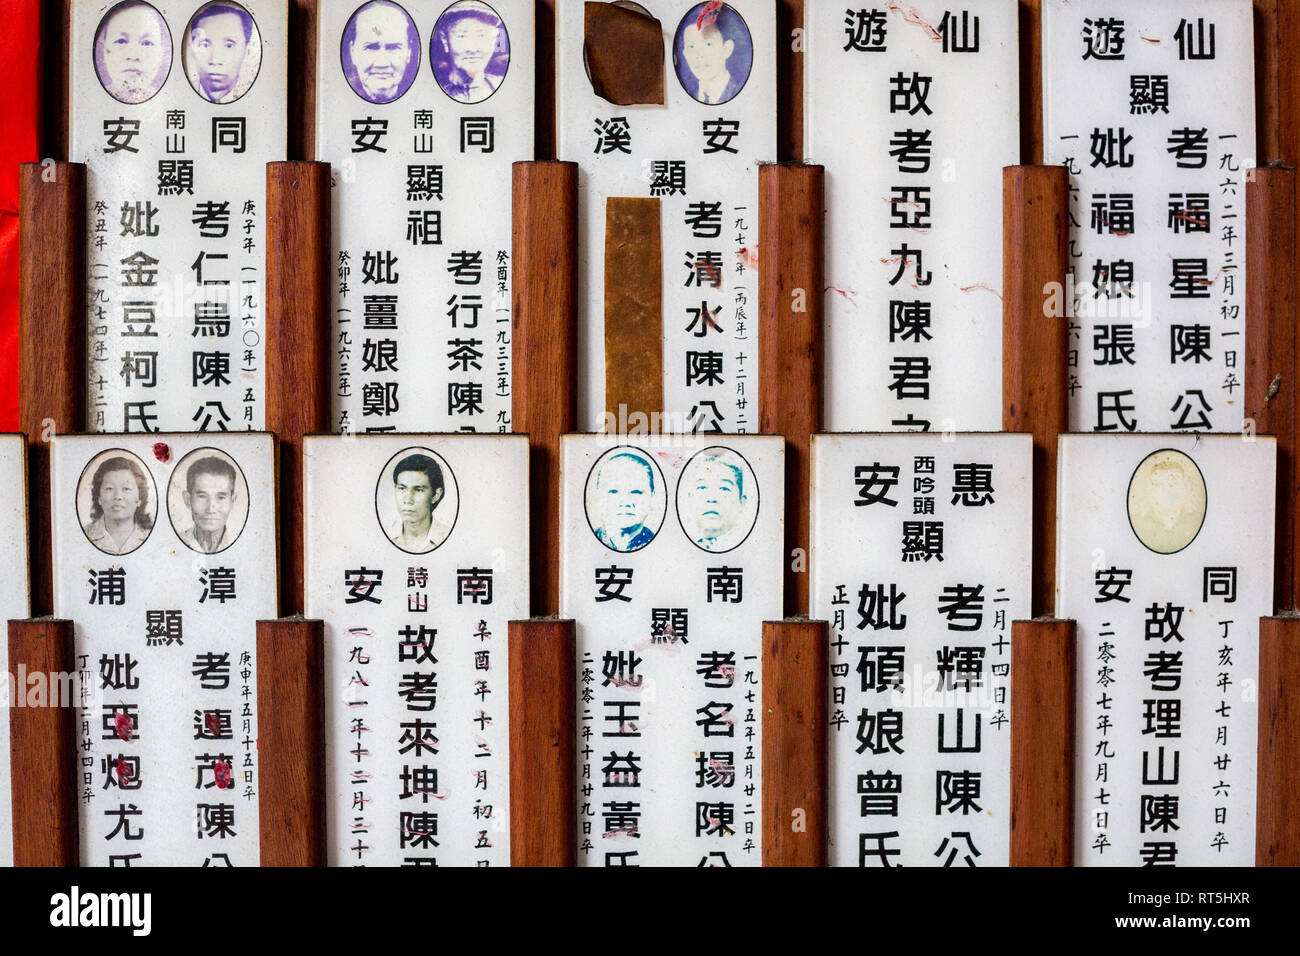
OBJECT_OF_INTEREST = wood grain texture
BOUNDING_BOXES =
[265,162,330,617]
[1002,165,1068,618]
[289,0,318,161]
[604,197,663,424]
[1244,167,1296,611]
[508,618,576,867]
[758,164,823,617]
[778,0,802,162]
[513,161,578,616]
[761,619,827,867]
[1257,614,1300,865]
[19,161,84,617]
[256,618,326,866]
[1018,0,1041,165]
[42,0,70,159]
[1009,617,1075,867]
[1256,0,1280,163]
[8,619,77,867]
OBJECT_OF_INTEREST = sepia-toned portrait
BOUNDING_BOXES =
[1127,448,1208,555]
[167,447,251,555]
[77,449,157,556]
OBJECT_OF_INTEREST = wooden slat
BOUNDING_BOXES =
[265,161,330,616]
[508,618,576,866]
[1018,0,1042,165]
[604,197,663,424]
[19,161,83,617]
[1009,617,1075,866]
[256,618,326,866]
[758,163,823,617]
[8,619,77,867]
[1002,165,1068,617]
[1258,614,1300,865]
[1244,167,1296,611]
[288,0,319,161]
[513,161,578,616]
[761,619,827,867]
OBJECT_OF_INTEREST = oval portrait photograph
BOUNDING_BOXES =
[94,0,173,105]
[585,446,667,554]
[376,447,460,555]
[672,2,752,106]
[676,445,759,553]
[1127,448,1208,555]
[183,1,263,104]
[342,0,421,104]
[77,449,158,557]
[431,0,510,104]
[167,447,251,555]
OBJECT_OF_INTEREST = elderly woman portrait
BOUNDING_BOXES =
[95,1,173,105]
[342,0,421,104]
[432,1,510,104]
[82,454,155,556]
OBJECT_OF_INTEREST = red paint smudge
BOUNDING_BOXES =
[828,285,859,307]
[115,757,132,787]
[205,711,222,737]
[113,709,133,742]
[959,282,1003,300]
[214,759,233,790]
[888,1,942,41]
[736,246,759,270]
[697,1,723,30]
[152,442,171,463]
[1139,31,1160,44]
[693,253,723,289]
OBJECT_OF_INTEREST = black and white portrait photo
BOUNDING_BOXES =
[94,1,173,105]
[585,446,666,553]
[342,0,421,104]
[672,2,752,106]
[676,445,759,552]
[77,449,157,556]
[167,448,251,555]
[183,1,262,104]
[431,0,510,104]
[375,448,459,554]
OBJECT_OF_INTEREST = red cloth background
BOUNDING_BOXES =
[0,0,42,432]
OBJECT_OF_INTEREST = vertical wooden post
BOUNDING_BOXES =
[1009,618,1076,866]
[1247,167,1300,867]
[512,161,578,617]
[1245,166,1297,611]
[265,161,330,618]
[758,163,824,618]
[761,619,827,867]
[19,162,84,617]
[256,619,326,866]
[8,619,77,866]
[1002,165,1068,618]
[1018,0,1044,164]
[1003,165,1073,866]
[1258,615,1300,865]
[509,618,576,866]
